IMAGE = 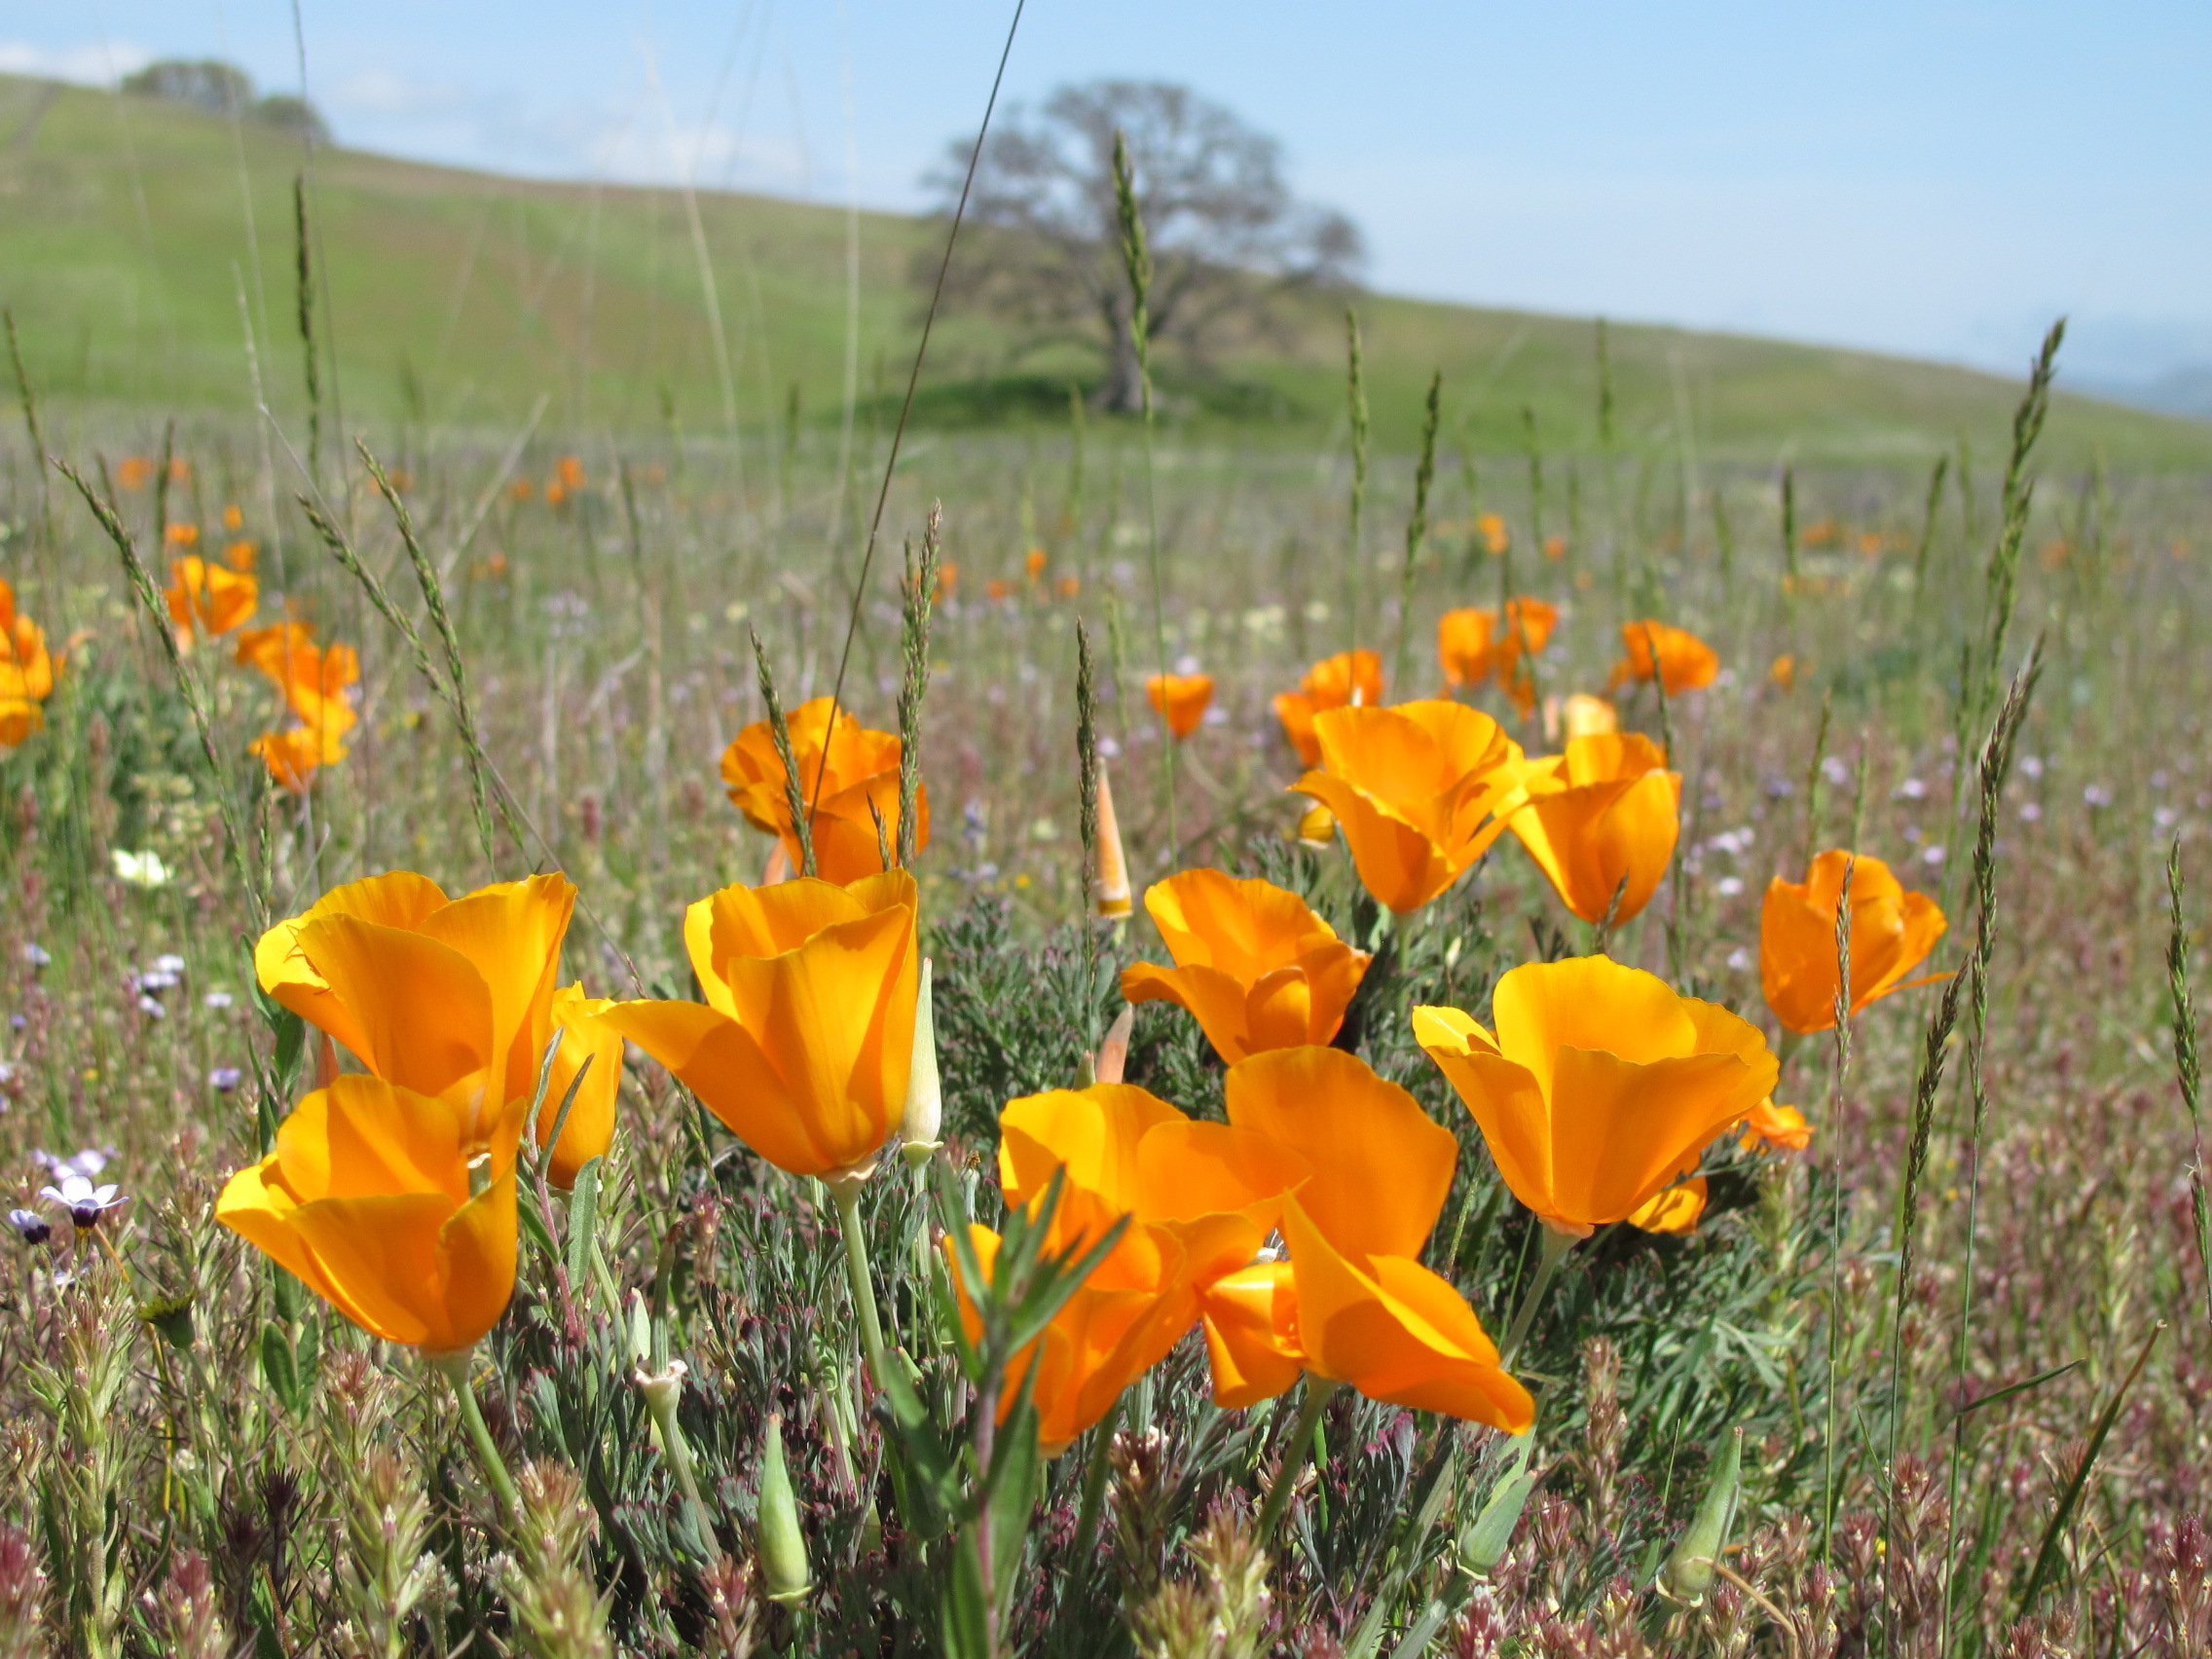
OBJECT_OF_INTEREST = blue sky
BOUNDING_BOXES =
[10,2,2210,390]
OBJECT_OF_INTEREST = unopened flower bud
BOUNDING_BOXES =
[900,958,942,1166]
[757,1414,811,1605]
[1659,1425,1742,1604]
[1093,766,1131,919]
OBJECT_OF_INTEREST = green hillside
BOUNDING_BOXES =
[2,70,2206,468]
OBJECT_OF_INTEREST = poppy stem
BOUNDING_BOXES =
[428,1349,521,1528]
[1501,1223,1580,1368]
[830,1178,891,1396]
[1257,1377,1342,1542]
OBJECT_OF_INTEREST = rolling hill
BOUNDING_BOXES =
[2,71,2206,469]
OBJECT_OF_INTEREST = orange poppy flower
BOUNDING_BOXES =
[224,540,258,572]
[1770,654,1798,690]
[1504,732,1680,924]
[1057,574,1081,599]
[1543,535,1567,560]
[538,985,622,1190]
[1196,1047,1533,1430]
[510,478,534,502]
[0,578,60,721]
[599,871,919,1181]
[237,624,360,724]
[1626,1176,1707,1235]
[556,456,586,491]
[166,556,259,646]
[168,458,191,484]
[165,522,201,548]
[1120,869,1370,1063]
[1759,850,1947,1034]
[936,561,958,599]
[1025,547,1049,581]
[952,1082,1304,1454]
[1740,1098,1813,1153]
[1610,621,1718,695]
[1437,601,1556,708]
[1545,692,1618,743]
[1290,701,1527,913]
[216,1074,518,1352]
[223,504,244,532]
[1416,955,1778,1235]
[1146,673,1214,741]
[117,458,154,491]
[719,696,927,885]
[1272,649,1384,766]
[985,578,1014,603]
[257,870,577,1154]
[1475,512,1509,555]
[250,722,350,794]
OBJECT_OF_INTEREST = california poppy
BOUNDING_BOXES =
[954,1082,1305,1453]
[599,870,918,1182]
[1291,701,1527,914]
[256,870,577,1155]
[720,696,927,884]
[1475,512,1509,555]
[1438,601,1556,711]
[223,504,244,532]
[1760,850,1946,1034]
[1121,869,1370,1063]
[249,722,350,794]
[117,457,154,492]
[1505,732,1680,924]
[216,1075,516,1352]
[1626,1176,1707,1235]
[0,579,59,746]
[1272,649,1384,766]
[1610,621,1718,695]
[1415,955,1778,1235]
[556,456,586,491]
[166,556,258,647]
[237,624,360,732]
[539,985,622,1189]
[1197,1046,1533,1431]
[1741,1097,1812,1153]
[1146,673,1214,741]
[1549,693,1618,743]
[1025,547,1049,582]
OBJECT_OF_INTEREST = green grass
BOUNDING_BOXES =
[4,72,2209,470]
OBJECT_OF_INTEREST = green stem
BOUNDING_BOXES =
[831,1178,891,1395]
[1056,1392,1124,1650]
[1500,1223,1579,1368]
[1256,1378,1342,1542]
[429,1349,520,1528]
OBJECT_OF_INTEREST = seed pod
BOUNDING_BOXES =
[899,958,942,1166]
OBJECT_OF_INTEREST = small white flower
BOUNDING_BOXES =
[203,990,235,1010]
[154,953,185,975]
[1821,756,1850,785]
[2019,801,2043,824]
[2083,783,2114,809]
[1716,876,1745,898]
[1726,946,1752,972]
[111,849,173,889]
[137,995,166,1019]
[135,970,180,992]
[1896,777,1928,800]
[1920,844,1947,866]
[2019,755,2045,779]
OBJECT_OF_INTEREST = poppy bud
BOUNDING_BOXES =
[1093,767,1132,919]
[899,958,942,1165]
[1659,1425,1743,1604]
[756,1414,812,1605]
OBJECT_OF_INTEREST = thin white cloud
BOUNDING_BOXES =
[0,39,153,87]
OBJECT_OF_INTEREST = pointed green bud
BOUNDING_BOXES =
[900,957,942,1166]
[757,1413,812,1605]
[1659,1425,1743,1604]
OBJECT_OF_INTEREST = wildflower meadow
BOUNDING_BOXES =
[0,68,2210,1659]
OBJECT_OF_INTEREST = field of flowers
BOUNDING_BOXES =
[0,307,2208,1659]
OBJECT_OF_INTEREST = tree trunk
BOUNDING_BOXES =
[1097,293,1145,414]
